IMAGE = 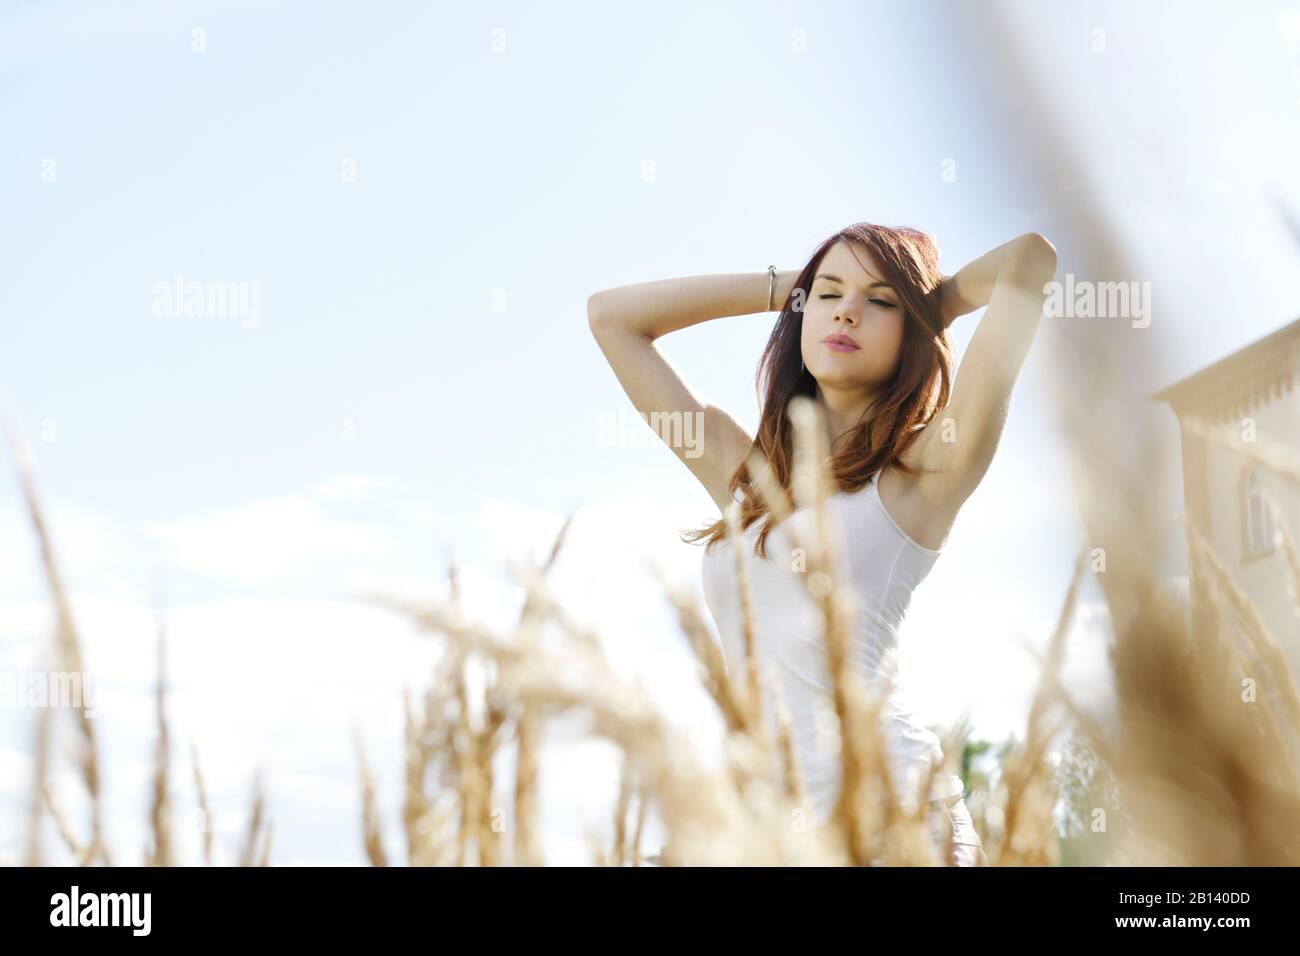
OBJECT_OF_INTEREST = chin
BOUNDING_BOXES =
[811,369,866,389]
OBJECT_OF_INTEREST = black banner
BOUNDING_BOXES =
[0,866,1284,941]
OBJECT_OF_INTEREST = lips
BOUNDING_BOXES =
[822,333,860,352]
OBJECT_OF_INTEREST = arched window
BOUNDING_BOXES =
[1242,465,1276,560]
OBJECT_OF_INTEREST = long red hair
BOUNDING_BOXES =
[682,222,954,558]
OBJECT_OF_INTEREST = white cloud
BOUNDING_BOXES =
[409,504,436,529]
[475,498,571,568]
[0,499,152,604]
[312,474,387,500]
[148,495,387,580]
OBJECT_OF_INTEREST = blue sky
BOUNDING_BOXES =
[2,0,1299,865]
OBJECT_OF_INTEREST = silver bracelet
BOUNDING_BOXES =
[767,265,777,311]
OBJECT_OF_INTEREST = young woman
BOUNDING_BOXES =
[587,222,1057,866]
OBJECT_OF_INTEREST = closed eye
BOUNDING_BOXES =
[818,294,896,308]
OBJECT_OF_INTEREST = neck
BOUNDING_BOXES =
[814,381,880,452]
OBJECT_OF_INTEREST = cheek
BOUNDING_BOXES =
[800,311,824,350]
[803,303,835,340]
[868,313,906,350]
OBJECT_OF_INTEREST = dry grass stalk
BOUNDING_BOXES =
[601,761,651,867]
[380,514,641,867]
[449,650,482,865]
[1051,372,1300,865]
[354,730,388,866]
[785,395,915,864]
[404,668,460,867]
[474,685,509,867]
[583,812,608,867]
[401,688,433,863]
[41,781,91,864]
[723,406,946,864]
[964,0,1300,869]
[610,753,634,866]
[24,647,55,866]
[512,699,543,866]
[630,777,648,866]
[467,520,569,867]
[375,576,846,865]
[722,499,766,734]
[2,413,236,867]
[1180,412,1300,620]
[1180,516,1300,739]
[3,402,110,866]
[1121,581,1299,865]
[1178,517,1300,780]
[257,821,273,867]
[401,681,455,867]
[147,617,173,866]
[766,665,808,811]
[442,647,512,868]
[238,768,272,867]
[1037,500,1300,865]
[1264,496,1300,621]
[650,570,762,747]
[593,752,649,867]
[991,546,1089,866]
[190,741,214,866]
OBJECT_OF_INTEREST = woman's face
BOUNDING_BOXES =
[799,240,906,390]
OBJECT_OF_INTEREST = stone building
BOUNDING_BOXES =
[1152,317,1300,682]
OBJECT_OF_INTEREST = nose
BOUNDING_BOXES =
[833,303,860,326]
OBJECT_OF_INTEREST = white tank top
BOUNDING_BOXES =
[700,469,965,826]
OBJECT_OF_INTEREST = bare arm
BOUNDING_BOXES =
[587,271,799,341]
[921,233,1057,497]
[587,271,798,511]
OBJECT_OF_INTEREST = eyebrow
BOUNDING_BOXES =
[813,273,893,291]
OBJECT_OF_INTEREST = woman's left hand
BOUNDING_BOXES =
[931,274,961,330]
